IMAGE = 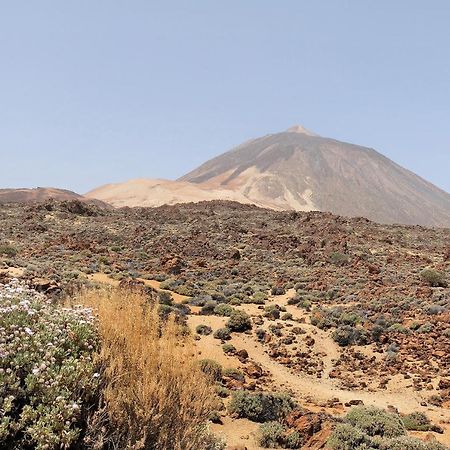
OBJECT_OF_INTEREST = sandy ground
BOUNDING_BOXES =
[85,274,450,448]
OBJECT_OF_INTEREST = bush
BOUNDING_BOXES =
[332,325,369,347]
[420,269,448,288]
[264,305,281,320]
[281,312,293,321]
[228,391,296,422]
[258,421,284,447]
[0,280,99,449]
[222,343,236,354]
[345,406,405,438]
[0,244,17,257]
[327,423,373,450]
[199,359,223,381]
[79,287,220,450]
[213,304,235,317]
[213,327,231,340]
[271,286,286,296]
[227,310,252,332]
[223,368,244,381]
[330,252,350,266]
[381,435,448,450]
[402,412,432,431]
[196,324,213,335]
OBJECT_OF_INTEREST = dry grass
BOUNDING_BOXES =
[73,286,221,450]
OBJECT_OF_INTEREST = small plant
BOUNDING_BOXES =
[222,343,236,354]
[227,310,252,332]
[345,406,405,438]
[228,391,296,422]
[281,312,293,321]
[420,269,448,288]
[199,359,223,381]
[0,243,17,257]
[213,303,235,316]
[196,324,213,335]
[213,327,231,340]
[222,368,244,381]
[264,304,281,320]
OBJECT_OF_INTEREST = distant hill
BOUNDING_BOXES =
[0,187,110,208]
[87,126,450,227]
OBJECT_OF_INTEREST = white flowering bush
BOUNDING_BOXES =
[0,279,99,449]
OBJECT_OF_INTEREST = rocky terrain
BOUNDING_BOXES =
[0,199,449,448]
[87,126,450,227]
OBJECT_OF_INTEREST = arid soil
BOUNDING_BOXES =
[0,199,449,448]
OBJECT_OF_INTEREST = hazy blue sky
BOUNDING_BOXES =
[1,1,449,193]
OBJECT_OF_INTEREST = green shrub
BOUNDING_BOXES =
[420,269,448,288]
[213,304,235,316]
[196,324,213,335]
[332,325,369,347]
[264,305,281,320]
[223,368,245,381]
[281,312,293,321]
[213,327,231,341]
[227,310,252,332]
[199,359,223,381]
[345,406,406,438]
[402,412,432,431]
[330,252,350,266]
[258,420,304,448]
[0,280,99,448]
[252,291,268,303]
[228,391,296,422]
[327,423,375,450]
[222,343,236,354]
[0,244,17,257]
[258,421,285,447]
[381,435,448,450]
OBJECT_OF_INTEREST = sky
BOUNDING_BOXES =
[1,1,449,194]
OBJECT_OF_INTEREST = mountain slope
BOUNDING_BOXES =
[179,126,450,227]
[0,187,110,208]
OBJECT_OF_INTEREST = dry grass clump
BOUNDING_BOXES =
[74,287,221,450]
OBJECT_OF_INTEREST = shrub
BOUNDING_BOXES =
[271,286,286,296]
[332,325,369,346]
[258,420,304,448]
[199,359,223,381]
[222,343,236,354]
[158,290,173,305]
[253,291,268,303]
[345,406,405,438]
[264,305,281,320]
[420,269,448,288]
[402,412,432,431]
[0,280,99,449]
[196,324,213,335]
[381,435,448,450]
[0,244,17,257]
[201,300,218,315]
[258,421,284,447]
[213,327,231,340]
[223,368,244,381]
[330,252,350,266]
[78,287,220,450]
[213,303,235,316]
[228,391,296,422]
[281,312,293,321]
[327,423,374,450]
[227,310,252,332]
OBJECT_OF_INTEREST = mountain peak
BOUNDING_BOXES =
[286,124,318,136]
